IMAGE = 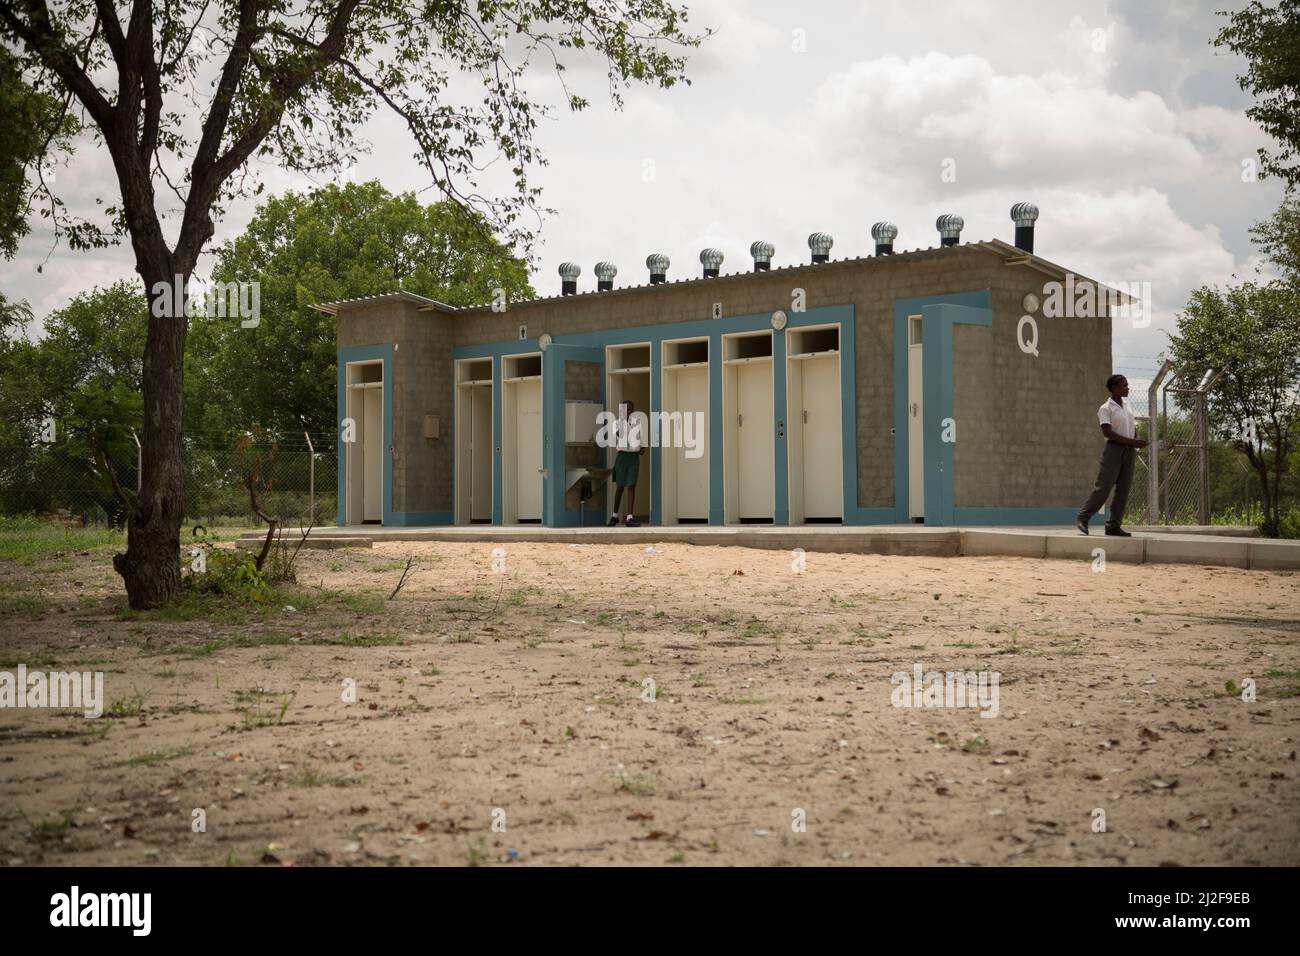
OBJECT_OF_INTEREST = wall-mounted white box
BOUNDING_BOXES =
[565,401,603,444]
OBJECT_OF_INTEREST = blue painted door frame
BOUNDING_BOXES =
[453,304,856,527]
[543,343,605,526]
[336,343,393,527]
[891,291,993,526]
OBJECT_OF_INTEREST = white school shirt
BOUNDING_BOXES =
[1097,396,1136,439]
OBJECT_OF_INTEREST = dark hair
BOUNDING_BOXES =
[1106,374,1127,391]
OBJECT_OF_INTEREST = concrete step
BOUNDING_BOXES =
[236,535,373,550]
[234,525,1300,569]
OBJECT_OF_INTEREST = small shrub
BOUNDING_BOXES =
[183,548,271,602]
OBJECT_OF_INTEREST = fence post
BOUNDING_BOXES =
[130,427,142,492]
[1197,369,1221,526]
[304,431,315,526]
[1148,360,1174,525]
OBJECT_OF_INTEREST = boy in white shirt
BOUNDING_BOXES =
[1077,374,1149,536]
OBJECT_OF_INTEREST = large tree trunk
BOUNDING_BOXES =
[112,267,190,608]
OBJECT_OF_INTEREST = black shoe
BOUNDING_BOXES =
[1104,527,1131,537]
[1076,517,1089,535]
[625,517,640,527]
[607,515,619,527]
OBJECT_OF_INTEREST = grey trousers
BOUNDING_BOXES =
[1078,442,1136,529]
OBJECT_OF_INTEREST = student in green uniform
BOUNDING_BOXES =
[608,400,646,527]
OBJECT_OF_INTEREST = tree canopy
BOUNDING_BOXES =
[1169,280,1300,536]
[0,0,705,608]
[1216,0,1300,191]
[187,179,535,437]
[0,45,79,259]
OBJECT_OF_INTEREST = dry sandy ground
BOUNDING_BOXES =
[1,538,1298,867]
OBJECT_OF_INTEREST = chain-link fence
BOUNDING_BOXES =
[1126,390,1210,525]
[1123,390,1201,522]
[0,430,336,529]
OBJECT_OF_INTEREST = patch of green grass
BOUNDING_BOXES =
[179,640,225,658]
[994,628,1029,655]
[464,837,487,867]
[0,652,60,669]
[0,593,50,617]
[297,767,324,787]
[0,516,123,566]
[120,591,258,625]
[30,811,74,842]
[330,590,386,614]
[719,696,766,705]
[235,691,294,731]
[739,620,774,641]
[80,720,112,745]
[317,632,404,648]
[107,692,146,718]
[615,773,655,797]
[108,747,192,768]
[232,686,278,705]
[961,735,992,754]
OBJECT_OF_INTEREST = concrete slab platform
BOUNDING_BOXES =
[234,524,1300,569]
[1044,533,1144,564]
[962,529,1046,559]
[1131,525,1260,537]
[1143,535,1250,569]
[1248,539,1300,572]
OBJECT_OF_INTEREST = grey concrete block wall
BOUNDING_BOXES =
[337,300,455,516]
[951,274,1111,508]
[334,242,1112,520]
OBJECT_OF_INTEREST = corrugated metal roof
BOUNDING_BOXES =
[309,290,458,314]
[315,239,1130,314]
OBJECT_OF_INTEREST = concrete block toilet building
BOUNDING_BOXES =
[319,203,1116,529]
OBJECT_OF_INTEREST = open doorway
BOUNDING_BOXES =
[661,338,710,524]
[606,344,651,525]
[786,325,843,524]
[722,332,774,523]
[345,360,384,525]
[455,358,493,524]
[907,314,924,521]
[502,353,543,524]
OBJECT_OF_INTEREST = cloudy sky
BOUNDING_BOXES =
[6,0,1287,388]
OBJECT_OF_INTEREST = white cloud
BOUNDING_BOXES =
[2,0,1287,383]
